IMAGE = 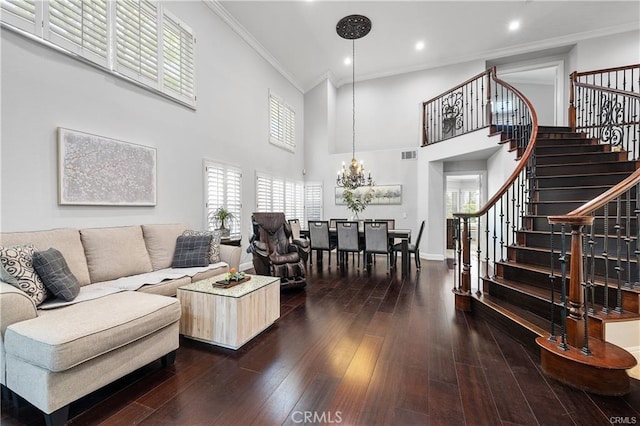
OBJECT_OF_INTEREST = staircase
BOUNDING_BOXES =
[423,64,640,396]
[473,125,640,395]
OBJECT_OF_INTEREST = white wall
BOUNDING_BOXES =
[503,82,555,126]
[572,30,640,72]
[0,2,304,267]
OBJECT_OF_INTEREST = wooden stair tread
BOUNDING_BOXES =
[487,275,563,304]
[536,171,630,179]
[536,336,637,370]
[475,293,549,336]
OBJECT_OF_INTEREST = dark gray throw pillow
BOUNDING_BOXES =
[172,235,212,268]
[32,248,80,302]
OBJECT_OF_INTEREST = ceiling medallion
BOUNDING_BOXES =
[336,15,372,40]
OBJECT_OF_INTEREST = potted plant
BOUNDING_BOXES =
[342,187,374,220]
[208,207,235,237]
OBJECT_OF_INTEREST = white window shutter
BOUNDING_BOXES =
[205,161,242,238]
[305,183,323,225]
[162,10,195,105]
[45,0,108,66]
[114,0,159,87]
[269,91,295,152]
[1,0,41,36]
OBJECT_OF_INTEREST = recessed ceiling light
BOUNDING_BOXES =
[415,41,425,51]
[344,57,352,66]
[509,20,520,31]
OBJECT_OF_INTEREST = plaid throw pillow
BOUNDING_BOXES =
[172,235,212,268]
[33,248,80,302]
[182,229,221,263]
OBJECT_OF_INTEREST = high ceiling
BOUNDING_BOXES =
[215,1,640,92]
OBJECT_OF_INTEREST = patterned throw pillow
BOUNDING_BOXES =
[32,248,80,302]
[182,229,221,263]
[0,263,19,286]
[172,235,212,268]
[0,244,49,305]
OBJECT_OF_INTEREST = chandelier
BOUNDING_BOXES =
[336,15,374,190]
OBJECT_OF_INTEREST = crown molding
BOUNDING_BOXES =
[304,70,338,93]
[333,22,640,88]
[203,0,304,93]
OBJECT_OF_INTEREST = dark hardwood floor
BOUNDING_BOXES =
[2,255,639,425]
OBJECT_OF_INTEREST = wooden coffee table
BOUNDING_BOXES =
[177,274,280,349]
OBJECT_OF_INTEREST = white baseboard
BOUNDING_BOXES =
[240,261,253,271]
[626,346,640,380]
[423,252,445,261]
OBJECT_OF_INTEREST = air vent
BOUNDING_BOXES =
[401,150,417,160]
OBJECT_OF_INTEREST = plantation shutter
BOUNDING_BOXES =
[205,162,242,238]
[45,0,108,66]
[114,0,159,87]
[225,168,242,237]
[305,183,323,224]
[272,178,285,213]
[162,11,195,104]
[1,0,41,35]
[269,91,295,151]
[256,174,272,212]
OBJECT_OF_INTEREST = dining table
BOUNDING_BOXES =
[299,226,412,276]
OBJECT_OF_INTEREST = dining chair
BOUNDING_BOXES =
[288,218,310,265]
[307,221,336,266]
[336,221,362,268]
[393,220,425,269]
[363,221,391,271]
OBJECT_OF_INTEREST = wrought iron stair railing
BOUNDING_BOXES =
[448,67,539,310]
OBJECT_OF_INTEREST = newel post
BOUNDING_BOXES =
[568,71,577,131]
[565,216,595,346]
[454,216,472,311]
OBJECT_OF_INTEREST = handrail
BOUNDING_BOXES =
[422,69,492,145]
[422,69,491,106]
[549,168,640,222]
[575,63,640,78]
[455,67,539,219]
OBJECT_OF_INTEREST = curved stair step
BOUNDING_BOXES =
[537,336,637,396]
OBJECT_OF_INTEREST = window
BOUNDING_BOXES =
[46,0,109,66]
[205,161,242,238]
[256,172,304,221]
[304,183,323,226]
[162,11,195,103]
[0,0,196,108]
[269,91,295,151]
[114,0,159,86]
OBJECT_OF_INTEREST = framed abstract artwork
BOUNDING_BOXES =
[57,128,157,206]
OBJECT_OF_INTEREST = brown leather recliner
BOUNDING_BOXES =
[248,212,306,289]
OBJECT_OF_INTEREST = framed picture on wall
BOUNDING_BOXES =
[335,184,402,205]
[57,128,157,206]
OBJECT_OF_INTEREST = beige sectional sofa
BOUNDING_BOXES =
[0,223,242,425]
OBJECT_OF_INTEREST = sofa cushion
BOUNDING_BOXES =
[172,235,212,268]
[142,223,189,270]
[32,248,80,302]
[80,226,153,282]
[182,229,221,263]
[0,228,91,286]
[0,245,49,306]
[4,291,181,372]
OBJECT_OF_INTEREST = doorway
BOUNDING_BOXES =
[445,173,484,260]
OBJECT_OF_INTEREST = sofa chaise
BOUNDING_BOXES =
[0,223,242,425]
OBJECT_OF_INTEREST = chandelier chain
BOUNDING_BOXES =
[352,38,355,159]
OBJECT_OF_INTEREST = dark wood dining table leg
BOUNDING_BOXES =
[402,239,409,276]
